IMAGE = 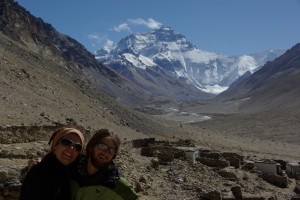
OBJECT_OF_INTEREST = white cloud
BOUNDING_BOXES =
[87,33,106,50]
[113,23,131,32]
[104,39,114,46]
[128,18,162,29]
[88,33,101,41]
[103,39,116,52]
[110,18,162,33]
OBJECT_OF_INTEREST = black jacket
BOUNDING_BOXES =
[19,152,75,200]
[71,155,119,188]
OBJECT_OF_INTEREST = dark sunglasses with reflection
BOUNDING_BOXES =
[60,138,82,152]
[97,143,117,155]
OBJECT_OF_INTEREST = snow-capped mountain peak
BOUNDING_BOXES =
[95,25,285,95]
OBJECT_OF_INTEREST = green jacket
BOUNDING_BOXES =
[70,177,139,200]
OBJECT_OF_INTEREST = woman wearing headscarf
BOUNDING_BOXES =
[19,126,85,200]
[70,129,139,200]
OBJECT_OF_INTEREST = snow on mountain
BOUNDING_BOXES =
[236,55,258,75]
[184,49,219,64]
[249,48,286,66]
[122,53,156,70]
[95,25,285,95]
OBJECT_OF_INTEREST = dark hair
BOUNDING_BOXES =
[86,129,120,158]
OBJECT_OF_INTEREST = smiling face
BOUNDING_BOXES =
[90,137,116,170]
[52,133,82,166]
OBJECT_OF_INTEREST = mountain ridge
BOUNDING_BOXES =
[96,25,285,95]
[218,43,300,112]
[1,0,165,106]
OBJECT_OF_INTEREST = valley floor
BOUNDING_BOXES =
[159,107,300,162]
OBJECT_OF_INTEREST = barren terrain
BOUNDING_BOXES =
[1,32,300,199]
[1,107,300,199]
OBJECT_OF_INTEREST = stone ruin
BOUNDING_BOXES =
[130,138,298,200]
[0,125,58,144]
[0,124,89,144]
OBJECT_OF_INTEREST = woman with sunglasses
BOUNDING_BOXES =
[20,126,85,200]
[70,129,139,200]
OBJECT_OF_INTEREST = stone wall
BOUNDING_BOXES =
[0,125,89,144]
[0,125,59,143]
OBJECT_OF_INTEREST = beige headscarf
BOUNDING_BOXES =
[48,127,85,152]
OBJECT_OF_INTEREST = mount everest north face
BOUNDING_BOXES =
[95,25,285,95]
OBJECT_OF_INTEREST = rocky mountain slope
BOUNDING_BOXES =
[1,0,166,107]
[218,43,300,113]
[0,31,186,139]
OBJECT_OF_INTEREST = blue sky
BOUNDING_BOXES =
[16,0,300,56]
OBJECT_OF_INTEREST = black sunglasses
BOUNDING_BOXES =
[60,138,82,152]
[97,143,117,155]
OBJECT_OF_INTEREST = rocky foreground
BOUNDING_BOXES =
[1,125,300,200]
